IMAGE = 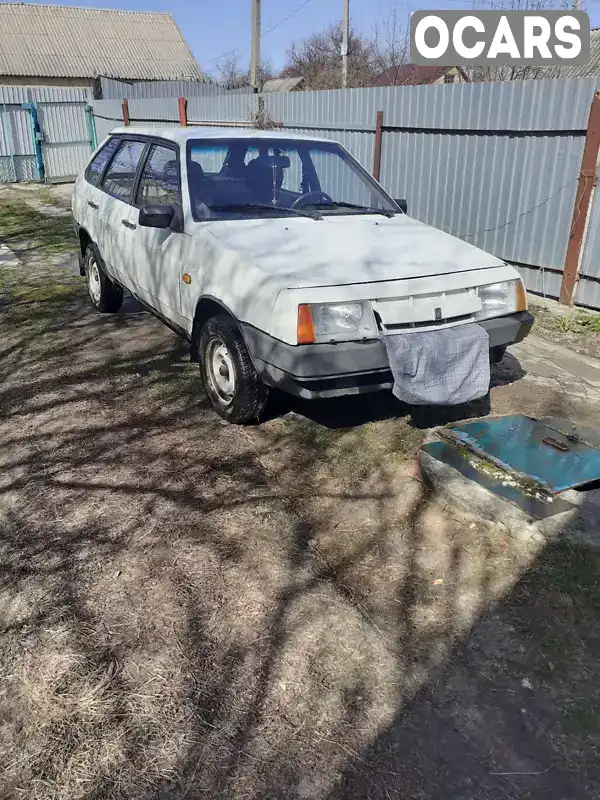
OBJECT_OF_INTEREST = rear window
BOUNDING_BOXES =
[85,137,119,187]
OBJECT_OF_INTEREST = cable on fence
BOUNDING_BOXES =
[458,175,581,238]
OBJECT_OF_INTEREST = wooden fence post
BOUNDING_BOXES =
[121,98,130,126]
[178,96,187,126]
[560,91,600,305]
[372,110,384,181]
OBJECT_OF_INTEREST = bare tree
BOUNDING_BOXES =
[214,54,275,89]
[470,0,570,81]
[282,22,377,90]
[371,8,410,79]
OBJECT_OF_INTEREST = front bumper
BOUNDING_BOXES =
[242,311,534,400]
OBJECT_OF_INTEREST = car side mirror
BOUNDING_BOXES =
[139,204,181,231]
[394,198,408,214]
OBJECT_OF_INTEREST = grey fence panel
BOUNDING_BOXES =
[187,94,259,124]
[264,79,599,133]
[381,129,583,272]
[101,77,228,100]
[42,143,91,182]
[575,276,600,309]
[0,104,35,182]
[575,184,600,308]
[0,85,92,104]
[91,99,125,143]
[129,98,179,122]
[579,185,600,280]
[517,264,564,299]
[38,102,93,181]
[29,86,93,103]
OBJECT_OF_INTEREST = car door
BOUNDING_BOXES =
[97,137,148,287]
[75,136,121,269]
[126,140,185,329]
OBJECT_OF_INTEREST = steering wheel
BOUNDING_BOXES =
[292,190,334,209]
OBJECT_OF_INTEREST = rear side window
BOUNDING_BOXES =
[189,144,229,176]
[136,144,181,207]
[85,137,119,187]
[101,139,146,202]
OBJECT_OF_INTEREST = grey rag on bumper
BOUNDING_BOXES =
[382,323,490,406]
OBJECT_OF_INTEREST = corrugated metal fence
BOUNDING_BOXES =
[0,85,95,183]
[100,77,254,99]
[3,78,600,308]
[92,78,600,306]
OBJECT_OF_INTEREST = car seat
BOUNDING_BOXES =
[245,156,285,204]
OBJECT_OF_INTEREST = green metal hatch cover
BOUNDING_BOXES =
[421,415,600,519]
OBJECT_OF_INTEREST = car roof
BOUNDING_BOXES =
[110,126,333,145]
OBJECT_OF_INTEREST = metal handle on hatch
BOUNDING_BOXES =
[121,219,137,230]
[87,201,99,210]
[542,436,571,452]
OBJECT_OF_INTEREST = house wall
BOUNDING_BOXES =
[433,68,468,85]
[0,75,95,89]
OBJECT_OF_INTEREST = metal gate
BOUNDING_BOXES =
[37,101,96,182]
[0,103,36,182]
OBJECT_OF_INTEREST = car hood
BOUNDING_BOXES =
[203,213,505,289]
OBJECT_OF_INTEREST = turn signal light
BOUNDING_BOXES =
[297,304,316,344]
[516,279,528,312]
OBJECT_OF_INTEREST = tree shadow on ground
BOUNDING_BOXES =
[1,274,596,800]
[333,536,600,800]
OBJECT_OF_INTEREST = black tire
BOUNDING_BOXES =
[199,315,269,424]
[84,243,123,313]
[490,345,507,365]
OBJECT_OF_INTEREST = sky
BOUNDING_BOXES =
[6,0,600,74]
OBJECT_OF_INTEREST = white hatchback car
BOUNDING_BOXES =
[72,127,533,423]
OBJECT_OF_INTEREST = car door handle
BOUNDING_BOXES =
[87,200,99,210]
[121,219,137,230]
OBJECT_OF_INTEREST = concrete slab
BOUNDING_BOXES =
[0,243,19,268]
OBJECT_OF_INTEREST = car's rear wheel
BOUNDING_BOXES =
[199,315,269,424]
[84,243,123,313]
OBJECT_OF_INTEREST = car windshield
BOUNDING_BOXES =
[186,137,399,222]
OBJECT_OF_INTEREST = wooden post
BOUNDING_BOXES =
[373,110,384,181]
[178,96,187,126]
[560,91,600,305]
[121,98,130,126]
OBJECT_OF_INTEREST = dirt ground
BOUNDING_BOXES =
[1,187,599,800]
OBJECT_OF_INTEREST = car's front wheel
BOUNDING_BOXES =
[84,243,123,313]
[199,315,269,424]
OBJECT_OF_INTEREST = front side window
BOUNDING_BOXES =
[136,144,181,207]
[101,139,146,202]
[85,137,119,187]
[186,138,398,222]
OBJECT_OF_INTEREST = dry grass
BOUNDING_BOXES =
[529,300,600,359]
[1,199,600,798]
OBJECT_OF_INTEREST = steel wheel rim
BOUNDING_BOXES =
[206,338,235,404]
[87,256,102,303]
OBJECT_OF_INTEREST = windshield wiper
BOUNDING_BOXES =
[321,202,396,218]
[210,203,322,221]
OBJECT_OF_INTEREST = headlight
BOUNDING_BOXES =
[477,279,526,320]
[297,301,378,343]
